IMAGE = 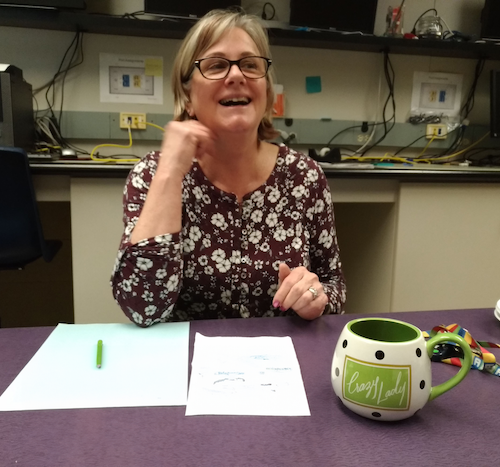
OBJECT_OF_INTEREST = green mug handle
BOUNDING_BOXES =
[426,332,472,401]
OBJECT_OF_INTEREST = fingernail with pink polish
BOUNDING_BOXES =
[280,306,286,312]
[273,300,280,308]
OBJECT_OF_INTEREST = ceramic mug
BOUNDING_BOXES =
[331,317,472,421]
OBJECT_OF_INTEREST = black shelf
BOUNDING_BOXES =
[2,6,500,60]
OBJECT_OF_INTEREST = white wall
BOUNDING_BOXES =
[0,0,493,140]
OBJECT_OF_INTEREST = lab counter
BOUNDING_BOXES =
[29,161,500,325]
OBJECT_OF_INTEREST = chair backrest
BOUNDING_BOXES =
[0,146,54,268]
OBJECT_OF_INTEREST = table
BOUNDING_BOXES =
[1,308,498,467]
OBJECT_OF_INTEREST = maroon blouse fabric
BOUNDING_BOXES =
[111,144,346,326]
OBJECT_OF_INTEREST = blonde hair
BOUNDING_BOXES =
[171,9,279,141]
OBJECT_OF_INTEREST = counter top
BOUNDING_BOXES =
[29,160,500,182]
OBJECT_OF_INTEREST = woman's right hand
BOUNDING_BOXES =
[158,120,216,179]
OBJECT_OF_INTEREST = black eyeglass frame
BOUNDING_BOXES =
[192,56,272,80]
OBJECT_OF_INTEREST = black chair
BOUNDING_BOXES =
[0,146,62,270]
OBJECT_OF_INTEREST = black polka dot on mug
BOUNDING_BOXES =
[375,351,385,360]
[416,348,422,357]
[420,380,426,389]
[342,340,348,348]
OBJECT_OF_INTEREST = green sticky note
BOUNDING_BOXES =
[306,76,322,93]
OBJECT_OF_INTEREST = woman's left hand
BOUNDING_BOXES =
[273,263,328,320]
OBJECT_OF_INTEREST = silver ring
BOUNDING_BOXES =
[308,287,318,300]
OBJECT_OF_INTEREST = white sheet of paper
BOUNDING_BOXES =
[0,322,189,411]
[185,334,310,416]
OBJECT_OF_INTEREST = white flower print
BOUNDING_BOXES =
[204,265,214,275]
[265,212,278,227]
[291,211,300,220]
[121,279,132,292]
[268,188,280,203]
[160,304,174,320]
[184,264,195,278]
[189,226,202,242]
[202,237,211,248]
[318,229,333,249]
[132,311,143,324]
[273,228,286,242]
[248,230,262,244]
[307,169,319,183]
[183,238,195,253]
[230,250,241,264]
[314,199,325,213]
[292,237,303,250]
[216,259,231,273]
[239,305,250,318]
[260,242,270,252]
[137,258,153,271]
[292,185,306,198]
[141,291,154,302]
[285,154,296,164]
[166,274,179,291]
[188,210,197,222]
[133,161,146,174]
[221,289,231,305]
[193,186,203,199]
[267,284,278,296]
[131,174,147,190]
[211,248,226,263]
[145,305,157,316]
[155,269,167,279]
[254,260,263,270]
[211,213,228,230]
[251,209,263,223]
[202,194,211,204]
[253,287,263,296]
[297,160,307,170]
[198,255,208,266]
[127,203,140,212]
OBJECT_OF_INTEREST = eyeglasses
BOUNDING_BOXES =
[193,56,272,80]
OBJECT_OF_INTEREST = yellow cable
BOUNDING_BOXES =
[90,126,139,163]
[88,120,165,163]
[418,131,490,163]
[416,134,436,158]
[145,122,166,132]
[344,154,416,165]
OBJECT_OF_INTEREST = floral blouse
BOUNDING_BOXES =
[111,144,346,326]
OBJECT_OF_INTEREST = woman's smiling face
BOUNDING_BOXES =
[186,27,269,138]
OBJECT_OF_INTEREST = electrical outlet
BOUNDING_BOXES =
[120,112,146,130]
[426,124,447,139]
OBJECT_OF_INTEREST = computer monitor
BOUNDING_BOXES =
[481,0,500,40]
[144,1,241,19]
[490,70,500,138]
[0,0,85,8]
[289,0,378,34]
[0,66,35,151]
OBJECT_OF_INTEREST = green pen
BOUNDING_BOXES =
[96,340,103,369]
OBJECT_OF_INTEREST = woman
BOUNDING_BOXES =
[111,9,346,326]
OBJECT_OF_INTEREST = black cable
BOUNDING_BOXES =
[432,57,485,158]
[38,30,86,153]
[262,3,276,21]
[393,135,427,155]
[359,51,396,156]
[411,9,438,34]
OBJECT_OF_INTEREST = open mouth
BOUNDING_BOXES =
[219,97,251,106]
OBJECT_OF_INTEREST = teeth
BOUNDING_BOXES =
[220,97,250,105]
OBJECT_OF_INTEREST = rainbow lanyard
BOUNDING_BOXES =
[424,324,500,377]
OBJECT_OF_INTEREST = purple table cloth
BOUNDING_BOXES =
[0,308,498,467]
